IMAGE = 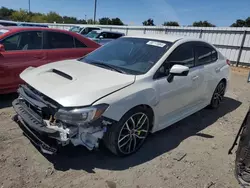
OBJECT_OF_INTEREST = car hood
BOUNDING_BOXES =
[20,60,135,107]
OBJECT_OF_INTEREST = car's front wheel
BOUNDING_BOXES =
[103,106,152,156]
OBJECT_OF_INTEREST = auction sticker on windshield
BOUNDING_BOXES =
[146,41,166,47]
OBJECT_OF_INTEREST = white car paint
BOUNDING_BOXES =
[20,59,135,107]
[20,35,230,134]
[169,64,189,74]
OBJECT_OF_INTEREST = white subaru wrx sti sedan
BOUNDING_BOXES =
[13,35,230,156]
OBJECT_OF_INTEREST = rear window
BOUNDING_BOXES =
[0,29,9,35]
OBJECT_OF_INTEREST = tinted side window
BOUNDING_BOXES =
[154,43,194,79]
[2,34,21,51]
[211,49,218,61]
[196,45,218,66]
[106,33,122,39]
[74,38,87,48]
[80,28,87,35]
[47,32,74,49]
[3,31,42,51]
[167,43,195,68]
[196,46,212,65]
[114,33,123,39]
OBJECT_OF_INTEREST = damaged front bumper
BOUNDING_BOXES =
[12,85,114,154]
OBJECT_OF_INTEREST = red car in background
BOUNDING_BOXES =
[0,27,100,94]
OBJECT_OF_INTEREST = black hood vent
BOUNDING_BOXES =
[52,69,73,80]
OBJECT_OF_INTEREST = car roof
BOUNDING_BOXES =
[92,30,124,35]
[72,25,100,29]
[123,34,193,43]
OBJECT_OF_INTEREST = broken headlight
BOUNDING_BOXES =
[54,104,109,126]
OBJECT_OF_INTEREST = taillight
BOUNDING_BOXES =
[226,59,231,65]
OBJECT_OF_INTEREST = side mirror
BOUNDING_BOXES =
[0,44,5,52]
[99,36,104,39]
[167,64,189,83]
[248,71,250,83]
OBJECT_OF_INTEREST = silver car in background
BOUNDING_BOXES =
[69,26,101,35]
[85,30,125,45]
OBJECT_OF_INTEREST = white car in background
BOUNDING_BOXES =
[69,26,101,35]
[85,30,125,45]
[13,35,230,156]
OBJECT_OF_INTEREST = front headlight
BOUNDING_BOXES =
[54,104,109,126]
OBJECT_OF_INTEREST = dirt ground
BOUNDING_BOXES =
[0,67,249,188]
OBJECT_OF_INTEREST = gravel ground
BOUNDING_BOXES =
[0,67,249,188]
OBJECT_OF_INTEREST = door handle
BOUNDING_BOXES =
[215,67,221,73]
[192,75,199,80]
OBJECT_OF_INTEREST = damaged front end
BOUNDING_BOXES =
[13,85,113,154]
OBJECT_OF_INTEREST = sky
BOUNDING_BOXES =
[0,0,250,26]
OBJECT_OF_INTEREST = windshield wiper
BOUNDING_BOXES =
[91,62,126,74]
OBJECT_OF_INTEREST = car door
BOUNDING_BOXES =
[154,42,204,130]
[0,30,46,92]
[194,42,221,103]
[44,31,91,63]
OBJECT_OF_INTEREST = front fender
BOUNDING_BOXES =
[93,83,158,123]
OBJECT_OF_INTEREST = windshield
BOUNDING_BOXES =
[69,26,82,33]
[85,31,99,38]
[79,37,172,75]
[0,29,9,35]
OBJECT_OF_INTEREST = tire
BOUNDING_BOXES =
[209,81,226,109]
[235,111,250,184]
[103,106,153,156]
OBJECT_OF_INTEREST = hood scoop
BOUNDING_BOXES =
[52,69,73,81]
[36,69,74,85]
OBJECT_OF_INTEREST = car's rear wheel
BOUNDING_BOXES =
[209,81,226,109]
[103,106,152,156]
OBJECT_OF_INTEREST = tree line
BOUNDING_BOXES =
[0,7,124,25]
[142,18,250,27]
[143,19,223,27]
[0,7,249,27]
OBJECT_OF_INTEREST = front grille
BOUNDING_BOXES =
[27,85,61,109]
[20,99,43,121]
[18,85,59,120]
